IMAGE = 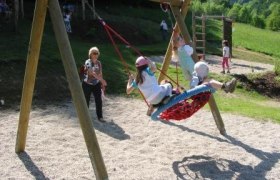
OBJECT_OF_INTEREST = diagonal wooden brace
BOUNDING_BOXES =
[158,0,226,135]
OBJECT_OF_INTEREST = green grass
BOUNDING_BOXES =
[212,90,280,123]
[233,23,280,60]
[164,66,280,123]
[1,5,280,124]
[232,47,276,65]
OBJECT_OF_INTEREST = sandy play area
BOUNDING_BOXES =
[1,95,280,179]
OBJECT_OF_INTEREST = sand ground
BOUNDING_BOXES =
[1,95,280,180]
[0,55,278,179]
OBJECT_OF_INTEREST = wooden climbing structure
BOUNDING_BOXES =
[192,13,233,59]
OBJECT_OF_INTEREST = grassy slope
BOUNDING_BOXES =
[1,5,280,123]
[233,23,280,62]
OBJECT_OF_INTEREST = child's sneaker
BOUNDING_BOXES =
[223,78,237,93]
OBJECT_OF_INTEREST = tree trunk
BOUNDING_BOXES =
[20,0,24,18]
[14,0,19,32]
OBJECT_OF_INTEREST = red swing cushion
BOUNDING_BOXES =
[159,92,211,121]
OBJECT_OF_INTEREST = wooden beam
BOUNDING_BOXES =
[208,95,225,135]
[48,0,108,179]
[195,15,228,20]
[149,0,183,6]
[170,5,198,62]
[15,0,49,153]
[158,0,192,83]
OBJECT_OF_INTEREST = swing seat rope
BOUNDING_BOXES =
[85,2,214,121]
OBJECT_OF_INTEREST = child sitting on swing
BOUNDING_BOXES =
[126,56,173,116]
[172,29,237,93]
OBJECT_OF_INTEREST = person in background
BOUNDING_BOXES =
[63,8,72,33]
[0,0,11,20]
[160,20,168,41]
[82,47,107,123]
[221,40,231,74]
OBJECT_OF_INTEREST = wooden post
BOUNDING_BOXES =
[15,0,49,153]
[192,11,196,50]
[170,5,198,62]
[48,0,108,179]
[202,14,206,60]
[149,0,182,6]
[158,0,191,82]
[170,5,226,135]
[208,96,225,134]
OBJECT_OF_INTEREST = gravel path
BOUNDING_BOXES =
[149,54,274,74]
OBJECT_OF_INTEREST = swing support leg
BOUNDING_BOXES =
[15,0,108,179]
[158,0,226,135]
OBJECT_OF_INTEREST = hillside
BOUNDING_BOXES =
[0,3,280,110]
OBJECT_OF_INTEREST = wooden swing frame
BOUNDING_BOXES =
[15,1,225,180]
[155,0,225,135]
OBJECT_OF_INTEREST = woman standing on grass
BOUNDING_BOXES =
[82,47,107,122]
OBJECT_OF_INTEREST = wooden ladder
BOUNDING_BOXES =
[192,13,206,60]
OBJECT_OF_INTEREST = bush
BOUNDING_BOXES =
[203,1,225,15]
[274,60,280,76]
[275,76,280,86]
[191,0,227,16]
[227,3,241,20]
[266,12,280,31]
[191,0,204,15]
[238,6,251,23]
[266,3,280,31]
[251,14,265,29]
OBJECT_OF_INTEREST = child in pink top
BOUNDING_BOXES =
[221,40,231,74]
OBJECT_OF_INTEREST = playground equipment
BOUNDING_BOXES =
[192,13,233,59]
[155,0,226,136]
[15,0,107,179]
[15,0,226,179]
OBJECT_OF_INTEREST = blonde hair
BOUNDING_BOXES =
[88,47,100,58]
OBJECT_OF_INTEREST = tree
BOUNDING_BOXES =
[238,6,251,23]
[251,14,265,29]
[227,3,241,20]
[266,4,280,31]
